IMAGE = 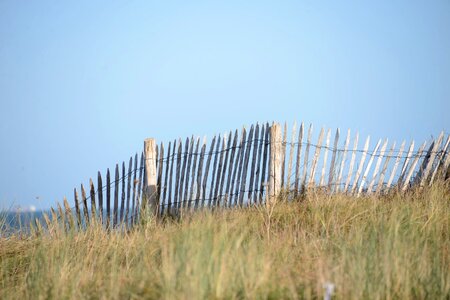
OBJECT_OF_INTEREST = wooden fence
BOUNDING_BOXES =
[66,121,449,229]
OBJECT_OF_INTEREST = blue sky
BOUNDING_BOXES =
[1,0,449,210]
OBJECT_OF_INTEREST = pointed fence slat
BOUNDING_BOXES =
[188,138,200,208]
[157,143,164,211]
[386,141,406,190]
[142,151,148,213]
[161,142,172,215]
[336,129,350,192]
[213,135,226,206]
[357,139,381,196]
[442,137,450,178]
[174,139,183,209]
[219,132,233,205]
[155,145,159,177]
[135,153,144,223]
[234,128,247,205]
[302,124,313,189]
[74,188,81,228]
[120,162,126,222]
[351,135,370,194]
[414,142,433,186]
[367,139,388,193]
[106,168,111,229]
[195,138,206,207]
[320,129,331,186]
[286,122,297,192]
[398,141,415,186]
[420,132,444,186]
[227,130,240,206]
[417,142,433,180]
[113,164,119,227]
[167,140,176,213]
[179,137,190,208]
[130,155,138,224]
[239,125,254,205]
[81,184,89,225]
[309,127,324,187]
[281,122,288,188]
[208,135,221,207]
[344,132,359,193]
[89,178,96,220]
[376,141,396,194]
[253,123,269,204]
[259,123,270,202]
[401,141,427,191]
[161,142,171,214]
[253,125,265,203]
[294,122,304,196]
[429,135,450,185]
[328,128,340,189]
[183,137,194,207]
[97,171,103,223]
[125,158,132,223]
[248,125,260,203]
[202,136,216,207]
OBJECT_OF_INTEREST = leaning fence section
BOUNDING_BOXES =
[64,121,449,230]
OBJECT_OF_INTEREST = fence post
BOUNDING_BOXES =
[144,138,159,216]
[269,123,283,200]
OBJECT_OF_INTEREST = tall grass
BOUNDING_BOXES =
[1,183,449,299]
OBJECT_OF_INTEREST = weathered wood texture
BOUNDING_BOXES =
[269,123,283,199]
[144,138,158,216]
[69,121,448,230]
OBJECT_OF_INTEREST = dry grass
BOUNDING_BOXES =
[1,183,449,299]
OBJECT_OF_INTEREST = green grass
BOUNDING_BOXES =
[1,183,449,299]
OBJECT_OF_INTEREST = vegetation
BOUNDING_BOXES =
[1,183,449,299]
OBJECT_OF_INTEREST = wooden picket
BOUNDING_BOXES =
[336,129,350,192]
[81,184,89,225]
[253,125,265,203]
[430,135,450,185]
[386,141,405,190]
[344,132,358,193]
[113,164,119,227]
[357,139,381,196]
[248,125,260,203]
[228,132,240,206]
[214,135,226,206]
[286,122,297,191]
[195,138,206,207]
[130,155,137,224]
[320,129,331,186]
[259,123,270,202]
[328,128,340,189]
[120,162,125,222]
[367,139,388,193]
[89,178,96,220]
[168,140,176,212]
[106,168,111,228]
[293,122,304,196]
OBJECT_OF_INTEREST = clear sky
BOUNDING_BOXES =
[1,0,449,210]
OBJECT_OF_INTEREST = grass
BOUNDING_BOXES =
[1,183,449,299]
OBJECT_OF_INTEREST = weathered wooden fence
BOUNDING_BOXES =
[66,121,449,229]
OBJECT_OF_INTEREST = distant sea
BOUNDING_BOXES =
[1,211,47,235]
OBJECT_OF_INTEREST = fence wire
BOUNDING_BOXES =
[49,124,449,231]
